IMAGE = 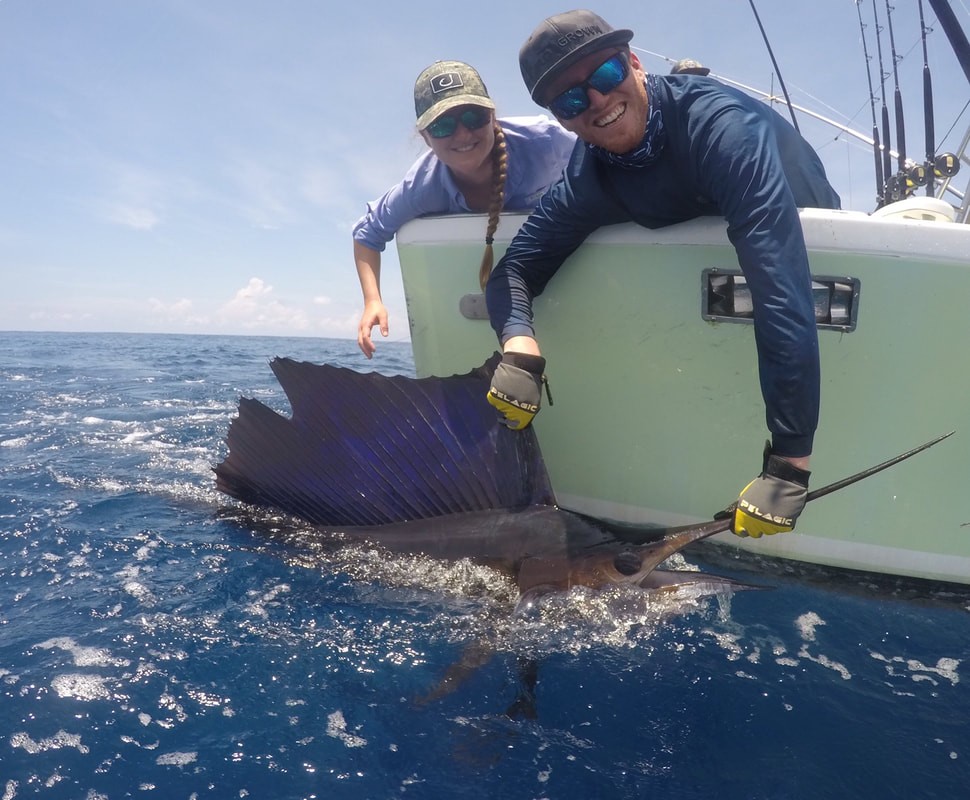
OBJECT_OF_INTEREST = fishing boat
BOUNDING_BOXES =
[394,0,970,585]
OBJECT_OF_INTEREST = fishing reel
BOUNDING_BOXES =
[885,153,961,203]
[931,152,961,179]
[911,152,961,186]
[884,162,929,203]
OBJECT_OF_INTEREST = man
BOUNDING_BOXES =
[485,10,841,539]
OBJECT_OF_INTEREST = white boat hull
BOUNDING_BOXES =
[397,207,970,584]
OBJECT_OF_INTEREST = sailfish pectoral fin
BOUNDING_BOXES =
[512,583,562,617]
[514,556,572,602]
[414,640,541,720]
[413,639,497,708]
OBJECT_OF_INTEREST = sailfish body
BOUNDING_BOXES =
[214,355,743,597]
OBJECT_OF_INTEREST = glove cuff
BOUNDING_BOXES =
[764,454,811,488]
[503,352,546,376]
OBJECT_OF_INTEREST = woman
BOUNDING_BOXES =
[352,60,576,358]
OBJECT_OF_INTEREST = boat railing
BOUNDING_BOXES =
[939,126,970,222]
[637,46,969,225]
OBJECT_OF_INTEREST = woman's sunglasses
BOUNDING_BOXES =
[548,51,629,120]
[425,106,492,139]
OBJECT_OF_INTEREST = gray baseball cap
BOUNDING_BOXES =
[670,58,711,76]
[519,10,634,104]
[414,61,496,130]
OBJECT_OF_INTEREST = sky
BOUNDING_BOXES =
[2,0,968,341]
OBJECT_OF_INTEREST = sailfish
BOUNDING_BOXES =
[213,354,752,603]
[213,354,951,709]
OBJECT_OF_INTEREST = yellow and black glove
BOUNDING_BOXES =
[486,353,547,430]
[717,445,811,538]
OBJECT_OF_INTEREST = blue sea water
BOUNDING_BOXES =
[1,330,969,799]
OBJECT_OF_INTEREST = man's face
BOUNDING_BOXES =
[544,48,648,154]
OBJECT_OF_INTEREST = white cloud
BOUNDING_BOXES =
[223,155,296,230]
[216,277,311,331]
[148,297,194,315]
[107,205,160,231]
[98,162,168,231]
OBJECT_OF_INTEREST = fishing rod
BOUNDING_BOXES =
[638,46,905,159]
[919,0,938,197]
[640,46,904,157]
[871,0,895,201]
[747,0,799,133]
[923,0,964,195]
[639,431,955,544]
[883,1,908,201]
[856,1,886,207]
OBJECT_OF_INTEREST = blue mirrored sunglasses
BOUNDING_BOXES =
[548,51,629,120]
[425,106,492,139]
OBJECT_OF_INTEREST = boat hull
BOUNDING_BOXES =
[397,208,970,584]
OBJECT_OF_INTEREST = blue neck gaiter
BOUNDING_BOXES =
[586,74,665,169]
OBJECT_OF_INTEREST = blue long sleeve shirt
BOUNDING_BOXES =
[352,115,577,251]
[485,75,841,457]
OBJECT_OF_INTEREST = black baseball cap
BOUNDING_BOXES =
[519,10,634,104]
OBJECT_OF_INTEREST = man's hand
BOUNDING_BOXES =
[724,449,811,538]
[486,352,547,430]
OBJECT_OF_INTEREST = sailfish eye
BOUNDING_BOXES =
[613,550,641,576]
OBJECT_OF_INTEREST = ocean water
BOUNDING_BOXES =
[1,330,969,800]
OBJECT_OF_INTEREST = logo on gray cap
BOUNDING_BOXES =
[430,72,464,94]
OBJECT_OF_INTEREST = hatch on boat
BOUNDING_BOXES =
[871,196,958,222]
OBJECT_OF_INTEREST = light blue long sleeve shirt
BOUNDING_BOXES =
[352,115,576,252]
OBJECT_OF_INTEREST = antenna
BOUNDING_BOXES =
[856,1,886,207]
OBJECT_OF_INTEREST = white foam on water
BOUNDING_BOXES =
[326,710,367,748]
[36,636,130,668]
[155,751,198,766]
[50,673,113,701]
[245,582,292,618]
[870,652,961,686]
[158,691,188,724]
[9,730,89,755]
[122,581,156,604]
[795,611,825,641]
[797,646,852,680]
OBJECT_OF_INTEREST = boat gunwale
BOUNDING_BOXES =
[397,207,970,263]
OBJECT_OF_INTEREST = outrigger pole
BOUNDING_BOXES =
[928,0,970,85]
[747,0,800,133]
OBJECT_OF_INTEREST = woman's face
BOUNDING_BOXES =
[420,104,495,176]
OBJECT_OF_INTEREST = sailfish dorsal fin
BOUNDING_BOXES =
[214,353,557,526]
